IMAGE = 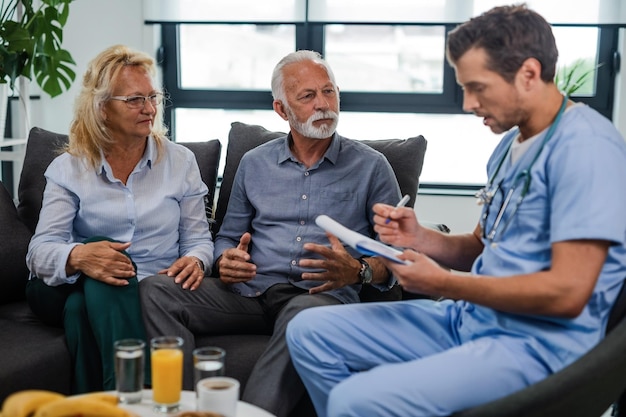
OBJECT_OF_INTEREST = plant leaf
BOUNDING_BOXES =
[34,47,75,97]
[1,0,76,96]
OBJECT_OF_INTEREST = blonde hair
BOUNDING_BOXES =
[67,44,167,168]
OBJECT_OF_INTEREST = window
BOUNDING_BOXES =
[152,1,620,190]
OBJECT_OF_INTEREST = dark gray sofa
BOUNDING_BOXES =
[0,123,431,415]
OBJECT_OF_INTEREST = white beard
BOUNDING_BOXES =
[287,108,339,140]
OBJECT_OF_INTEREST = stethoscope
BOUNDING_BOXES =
[476,95,569,244]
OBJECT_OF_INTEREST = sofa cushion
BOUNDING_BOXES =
[179,140,222,237]
[0,303,71,400]
[214,122,284,235]
[360,136,427,208]
[17,127,69,233]
[0,182,32,304]
[213,121,428,235]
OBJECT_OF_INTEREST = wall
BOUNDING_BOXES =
[19,1,626,234]
[8,0,157,195]
[37,0,158,134]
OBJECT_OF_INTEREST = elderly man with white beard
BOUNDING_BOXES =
[139,50,402,417]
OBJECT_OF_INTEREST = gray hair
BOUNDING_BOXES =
[271,50,338,104]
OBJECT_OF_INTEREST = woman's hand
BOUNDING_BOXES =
[66,241,135,286]
[159,256,205,291]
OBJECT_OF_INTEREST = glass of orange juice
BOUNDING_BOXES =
[151,336,184,413]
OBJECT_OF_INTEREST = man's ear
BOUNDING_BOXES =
[273,100,289,121]
[517,57,543,90]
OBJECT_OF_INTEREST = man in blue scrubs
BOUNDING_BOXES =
[286,5,626,416]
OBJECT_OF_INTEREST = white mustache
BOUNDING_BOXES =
[310,111,337,122]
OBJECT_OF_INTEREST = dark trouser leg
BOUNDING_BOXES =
[242,286,342,417]
[84,276,148,390]
[26,277,72,327]
[78,236,145,390]
[139,275,269,390]
[64,288,104,393]
[26,277,102,393]
[25,236,143,393]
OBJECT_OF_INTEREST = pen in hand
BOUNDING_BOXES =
[385,194,411,224]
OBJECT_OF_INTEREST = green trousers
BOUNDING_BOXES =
[25,237,149,394]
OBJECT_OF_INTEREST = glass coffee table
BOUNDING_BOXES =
[116,390,276,417]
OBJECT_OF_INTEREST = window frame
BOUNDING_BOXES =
[158,22,620,190]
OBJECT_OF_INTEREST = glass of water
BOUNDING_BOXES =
[114,338,145,404]
[193,346,226,391]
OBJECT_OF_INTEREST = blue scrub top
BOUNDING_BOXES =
[462,104,626,372]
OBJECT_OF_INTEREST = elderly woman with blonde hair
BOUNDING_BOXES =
[26,44,214,393]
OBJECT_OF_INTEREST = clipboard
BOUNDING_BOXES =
[315,215,409,264]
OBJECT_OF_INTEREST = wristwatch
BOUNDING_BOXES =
[357,258,373,285]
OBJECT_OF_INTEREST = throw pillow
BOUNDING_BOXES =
[17,127,69,233]
[213,122,285,234]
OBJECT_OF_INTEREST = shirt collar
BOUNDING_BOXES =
[97,136,155,177]
[278,132,341,165]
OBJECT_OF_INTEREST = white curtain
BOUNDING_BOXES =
[144,0,626,25]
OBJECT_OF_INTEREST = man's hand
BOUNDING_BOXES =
[372,203,421,249]
[66,241,135,286]
[217,232,257,284]
[380,249,446,296]
[300,233,362,294]
[159,256,205,291]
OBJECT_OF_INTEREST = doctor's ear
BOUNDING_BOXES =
[517,57,543,89]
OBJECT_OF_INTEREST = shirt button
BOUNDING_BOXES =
[291,260,297,265]
[304,171,310,176]
[256,291,261,296]
[296,236,302,242]
[302,194,307,200]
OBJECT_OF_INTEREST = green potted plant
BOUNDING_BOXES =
[555,58,603,96]
[0,0,76,98]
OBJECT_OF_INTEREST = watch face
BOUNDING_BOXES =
[359,259,373,284]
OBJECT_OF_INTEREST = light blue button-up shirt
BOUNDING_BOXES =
[27,137,214,286]
[214,133,402,304]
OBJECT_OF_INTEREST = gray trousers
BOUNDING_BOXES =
[139,275,341,417]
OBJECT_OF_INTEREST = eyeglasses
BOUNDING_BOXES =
[109,93,164,109]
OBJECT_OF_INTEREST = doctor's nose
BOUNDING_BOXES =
[462,91,480,113]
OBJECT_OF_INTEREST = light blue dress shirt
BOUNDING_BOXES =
[27,137,214,286]
[214,133,402,304]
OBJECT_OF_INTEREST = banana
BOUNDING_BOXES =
[33,396,133,417]
[72,392,118,405]
[1,390,65,417]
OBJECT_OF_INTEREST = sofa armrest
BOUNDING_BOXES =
[422,220,451,234]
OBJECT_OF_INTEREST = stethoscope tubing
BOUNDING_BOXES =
[479,94,569,243]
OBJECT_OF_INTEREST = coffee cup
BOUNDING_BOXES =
[196,376,240,417]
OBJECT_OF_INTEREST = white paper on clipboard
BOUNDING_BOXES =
[315,215,409,264]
